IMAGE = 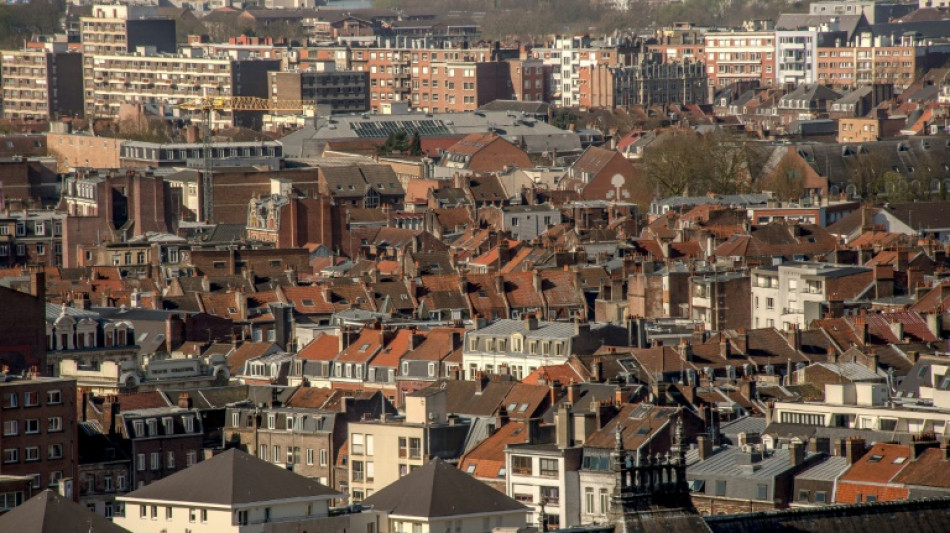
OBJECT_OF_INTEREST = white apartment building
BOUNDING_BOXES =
[505,443,582,530]
[775,29,820,85]
[751,262,872,330]
[462,318,601,381]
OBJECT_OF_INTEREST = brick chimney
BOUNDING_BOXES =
[790,440,805,467]
[29,270,45,298]
[845,437,866,464]
[177,392,192,409]
[697,434,713,460]
[786,324,802,352]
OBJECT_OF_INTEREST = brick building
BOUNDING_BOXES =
[0,272,46,375]
[704,30,776,88]
[246,195,333,249]
[0,377,79,500]
[435,133,533,177]
[184,248,311,277]
[581,58,708,108]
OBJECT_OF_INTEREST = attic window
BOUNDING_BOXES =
[478,289,487,298]
[359,343,370,352]
[893,456,907,464]
[507,402,517,412]
[302,299,315,307]
[466,464,476,474]
[337,185,343,190]
[518,403,528,412]
[228,307,238,314]
[400,294,408,300]
[868,454,883,463]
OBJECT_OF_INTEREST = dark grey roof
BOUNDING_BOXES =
[776,13,867,38]
[479,100,553,115]
[705,496,950,533]
[122,448,339,505]
[362,458,526,518]
[0,490,131,533]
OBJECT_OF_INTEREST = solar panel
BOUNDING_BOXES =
[351,119,450,138]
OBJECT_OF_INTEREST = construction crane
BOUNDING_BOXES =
[178,96,315,224]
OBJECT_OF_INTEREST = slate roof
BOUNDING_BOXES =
[122,448,339,505]
[0,490,131,533]
[362,458,526,518]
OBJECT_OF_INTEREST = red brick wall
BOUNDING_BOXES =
[835,481,909,503]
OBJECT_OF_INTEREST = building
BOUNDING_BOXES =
[704,30,775,87]
[268,69,370,114]
[750,262,873,330]
[0,489,132,533]
[114,448,360,533]
[0,274,46,375]
[434,133,533,177]
[505,439,583,529]
[85,51,279,126]
[345,388,469,501]
[1,43,83,121]
[462,318,604,380]
[497,204,562,242]
[686,440,820,514]
[582,59,708,108]
[78,420,131,519]
[223,406,343,488]
[364,457,528,533]
[775,29,823,85]
[0,377,78,499]
[689,272,751,332]
[0,211,66,268]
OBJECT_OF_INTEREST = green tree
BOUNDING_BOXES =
[409,131,423,156]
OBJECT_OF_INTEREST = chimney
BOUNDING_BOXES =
[789,440,805,467]
[532,269,542,293]
[567,382,578,404]
[556,403,573,449]
[103,396,120,436]
[475,371,488,393]
[739,379,757,400]
[719,336,730,358]
[868,351,879,373]
[525,313,539,331]
[845,437,866,464]
[177,392,192,409]
[165,314,185,353]
[697,435,713,460]
[526,418,540,444]
[827,345,838,364]
[497,405,509,427]
[941,439,950,461]
[889,319,904,342]
[786,324,802,352]
[678,338,693,362]
[735,328,748,354]
[591,357,603,383]
[29,270,45,298]
[910,436,938,460]
[854,316,868,345]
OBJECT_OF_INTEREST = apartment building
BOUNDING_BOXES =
[508,58,546,102]
[581,58,708,108]
[462,318,603,380]
[531,36,626,107]
[817,43,919,88]
[1,43,83,121]
[414,60,516,113]
[505,440,582,529]
[775,29,823,85]
[751,262,873,330]
[269,69,370,114]
[705,31,775,87]
[224,406,343,489]
[0,377,78,499]
[0,211,65,268]
[648,23,707,64]
[345,388,469,502]
[80,4,176,57]
[85,51,280,126]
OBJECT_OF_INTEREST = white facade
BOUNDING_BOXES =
[775,30,819,85]
[462,320,579,380]
[750,262,871,330]
[388,510,526,533]
[115,497,333,533]
[505,446,581,530]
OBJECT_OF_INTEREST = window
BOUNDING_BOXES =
[600,489,609,512]
[766,297,774,310]
[585,487,594,513]
[151,452,160,471]
[48,444,63,460]
[541,486,559,504]
[259,444,268,461]
[307,448,315,465]
[237,510,248,525]
[2,393,17,408]
[25,447,39,462]
[141,505,147,519]
[47,390,61,405]
[182,416,194,433]
[166,451,175,469]
[352,433,365,455]
[150,505,158,520]
[273,445,280,463]
[104,476,114,492]
[320,448,328,466]
[798,489,810,501]
[137,454,145,471]
[409,437,421,459]
[814,491,827,503]
[190,508,197,522]
[48,417,62,432]
[399,437,408,458]
[201,509,208,523]
[756,484,768,500]
[540,458,558,477]
[366,461,375,482]
[186,451,197,467]
[24,391,38,407]
[512,456,532,475]
[353,460,364,482]
[166,507,173,520]
[2,420,16,436]
[714,480,726,496]
[117,474,127,491]
[25,419,39,434]
[366,435,374,456]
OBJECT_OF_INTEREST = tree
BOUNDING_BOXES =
[758,155,809,201]
[409,131,423,156]
[847,149,890,201]
[640,130,704,197]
